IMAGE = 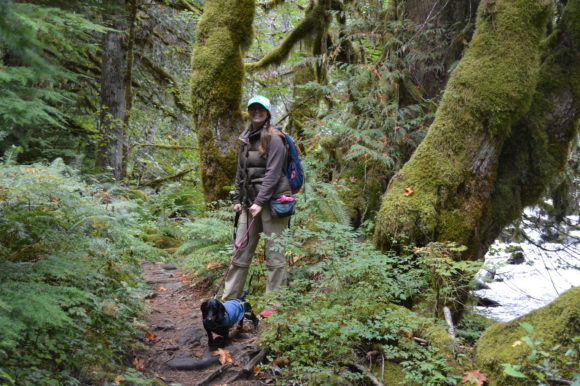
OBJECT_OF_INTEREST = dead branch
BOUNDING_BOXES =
[443,306,456,339]
[136,144,198,150]
[138,54,193,114]
[141,169,195,188]
[196,362,232,386]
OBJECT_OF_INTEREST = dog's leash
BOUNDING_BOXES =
[212,211,256,299]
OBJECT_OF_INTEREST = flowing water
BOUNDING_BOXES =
[474,213,580,321]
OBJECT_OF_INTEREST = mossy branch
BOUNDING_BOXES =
[151,0,202,14]
[137,94,179,119]
[138,54,193,114]
[260,0,287,12]
[136,144,198,150]
[141,168,195,188]
[178,0,202,14]
[246,0,330,72]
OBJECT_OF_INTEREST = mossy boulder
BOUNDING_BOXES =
[145,233,181,249]
[375,361,405,385]
[476,287,580,385]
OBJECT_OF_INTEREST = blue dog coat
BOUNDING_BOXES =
[219,299,245,327]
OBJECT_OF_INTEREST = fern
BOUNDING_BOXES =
[0,0,107,159]
[0,161,152,384]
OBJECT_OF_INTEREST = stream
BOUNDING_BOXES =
[474,213,579,321]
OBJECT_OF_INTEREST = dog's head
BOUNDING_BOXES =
[201,298,226,326]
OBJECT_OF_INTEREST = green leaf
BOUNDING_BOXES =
[519,322,534,335]
[502,364,528,379]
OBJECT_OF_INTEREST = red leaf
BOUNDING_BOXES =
[144,331,158,341]
[273,356,290,366]
[213,348,232,365]
[462,369,488,385]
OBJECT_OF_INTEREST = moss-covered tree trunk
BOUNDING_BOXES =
[190,0,255,202]
[374,0,555,253]
[476,0,580,259]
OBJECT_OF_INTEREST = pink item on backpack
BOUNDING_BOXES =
[276,195,295,202]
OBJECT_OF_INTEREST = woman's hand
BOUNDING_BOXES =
[248,204,262,217]
[233,203,242,212]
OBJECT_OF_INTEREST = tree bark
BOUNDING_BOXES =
[96,0,127,180]
[190,0,255,202]
[374,0,553,255]
[405,0,479,99]
[121,0,138,178]
[476,0,580,259]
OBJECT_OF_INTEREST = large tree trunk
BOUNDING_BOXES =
[374,0,553,253]
[190,0,255,202]
[121,0,138,179]
[476,0,580,259]
[96,0,127,180]
[405,0,479,99]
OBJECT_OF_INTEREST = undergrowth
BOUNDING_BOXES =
[178,184,471,384]
[256,222,461,385]
[0,159,158,385]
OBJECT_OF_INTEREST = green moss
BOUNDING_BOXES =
[337,162,387,226]
[145,234,180,249]
[246,0,330,72]
[374,0,551,252]
[476,287,580,385]
[190,0,255,202]
[477,0,580,256]
[378,361,405,385]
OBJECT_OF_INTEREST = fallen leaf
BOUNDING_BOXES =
[145,299,155,303]
[206,261,215,269]
[114,375,121,385]
[213,348,232,365]
[461,369,488,385]
[273,356,290,366]
[144,331,158,341]
[259,309,275,318]
[512,340,523,347]
[404,187,415,196]
[133,357,145,371]
[252,366,261,376]
[157,286,167,292]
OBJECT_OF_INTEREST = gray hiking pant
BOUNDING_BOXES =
[222,204,288,301]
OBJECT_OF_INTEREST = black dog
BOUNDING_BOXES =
[200,282,259,346]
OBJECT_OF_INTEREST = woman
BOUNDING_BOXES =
[222,96,292,301]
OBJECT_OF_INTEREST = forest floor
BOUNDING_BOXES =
[136,262,269,386]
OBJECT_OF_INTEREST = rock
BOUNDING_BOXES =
[476,287,580,385]
[166,344,245,370]
[166,356,219,370]
[162,263,178,270]
[473,278,491,290]
[476,296,501,307]
[473,269,497,289]
[176,328,206,346]
[507,250,525,265]
[153,324,175,331]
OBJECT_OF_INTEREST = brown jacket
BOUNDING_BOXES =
[234,126,291,207]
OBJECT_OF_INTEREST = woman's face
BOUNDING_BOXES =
[248,103,269,127]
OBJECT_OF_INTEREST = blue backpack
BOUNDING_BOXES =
[277,129,304,194]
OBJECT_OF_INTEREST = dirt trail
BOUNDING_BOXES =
[135,262,267,386]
